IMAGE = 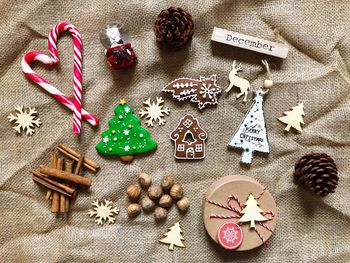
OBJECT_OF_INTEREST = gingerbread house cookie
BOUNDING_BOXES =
[170,114,208,160]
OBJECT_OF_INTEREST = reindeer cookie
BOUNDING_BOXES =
[162,75,221,110]
[226,61,250,102]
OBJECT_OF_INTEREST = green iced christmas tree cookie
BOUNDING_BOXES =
[96,99,157,162]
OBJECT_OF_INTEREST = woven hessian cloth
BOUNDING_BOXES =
[0,1,349,262]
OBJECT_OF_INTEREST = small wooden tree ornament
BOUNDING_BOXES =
[239,194,268,228]
[159,222,185,250]
[278,103,305,132]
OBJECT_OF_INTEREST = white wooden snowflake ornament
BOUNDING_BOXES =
[88,199,119,225]
[8,105,42,135]
[139,97,170,126]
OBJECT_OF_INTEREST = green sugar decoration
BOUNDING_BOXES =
[96,99,157,157]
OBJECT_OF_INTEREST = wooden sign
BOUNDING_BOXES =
[211,27,289,59]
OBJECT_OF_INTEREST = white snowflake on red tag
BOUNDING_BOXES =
[88,199,119,225]
[139,97,170,127]
[8,105,42,135]
[217,222,243,250]
[223,227,238,243]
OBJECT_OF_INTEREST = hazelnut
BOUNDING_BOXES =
[177,197,190,212]
[148,185,163,200]
[127,184,141,201]
[161,175,174,191]
[141,196,155,213]
[170,183,183,200]
[159,194,173,209]
[154,207,168,222]
[138,173,152,188]
[127,203,141,218]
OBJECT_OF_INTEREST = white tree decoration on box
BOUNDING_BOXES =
[239,194,267,228]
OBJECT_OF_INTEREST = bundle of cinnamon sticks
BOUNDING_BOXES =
[30,145,100,213]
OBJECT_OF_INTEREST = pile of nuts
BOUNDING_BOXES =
[126,173,190,222]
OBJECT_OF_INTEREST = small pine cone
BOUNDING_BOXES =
[294,153,339,196]
[155,7,194,48]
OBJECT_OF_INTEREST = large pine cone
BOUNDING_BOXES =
[155,7,194,48]
[294,153,339,196]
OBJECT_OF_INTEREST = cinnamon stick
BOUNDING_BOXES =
[31,170,75,195]
[51,158,64,213]
[60,190,66,213]
[72,155,84,199]
[64,161,74,212]
[46,152,57,200]
[39,166,92,187]
[32,174,73,197]
[56,144,99,172]
[75,155,84,176]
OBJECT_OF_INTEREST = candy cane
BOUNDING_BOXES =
[21,22,98,133]
[22,52,98,127]
[49,22,83,134]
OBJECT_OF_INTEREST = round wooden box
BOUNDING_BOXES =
[203,175,277,251]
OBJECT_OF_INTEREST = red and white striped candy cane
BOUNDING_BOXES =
[22,52,99,127]
[48,22,83,133]
[21,22,98,133]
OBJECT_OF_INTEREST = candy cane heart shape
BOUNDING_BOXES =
[22,51,99,128]
[21,22,99,133]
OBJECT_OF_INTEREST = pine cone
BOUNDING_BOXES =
[294,153,339,196]
[155,7,194,48]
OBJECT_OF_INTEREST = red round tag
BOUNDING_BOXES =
[217,222,243,250]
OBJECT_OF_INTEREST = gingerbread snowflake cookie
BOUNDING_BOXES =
[8,105,42,135]
[162,75,221,110]
[170,114,208,160]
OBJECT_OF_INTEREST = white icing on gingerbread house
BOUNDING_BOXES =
[170,114,208,160]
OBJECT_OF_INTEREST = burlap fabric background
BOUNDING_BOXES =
[1,0,349,262]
